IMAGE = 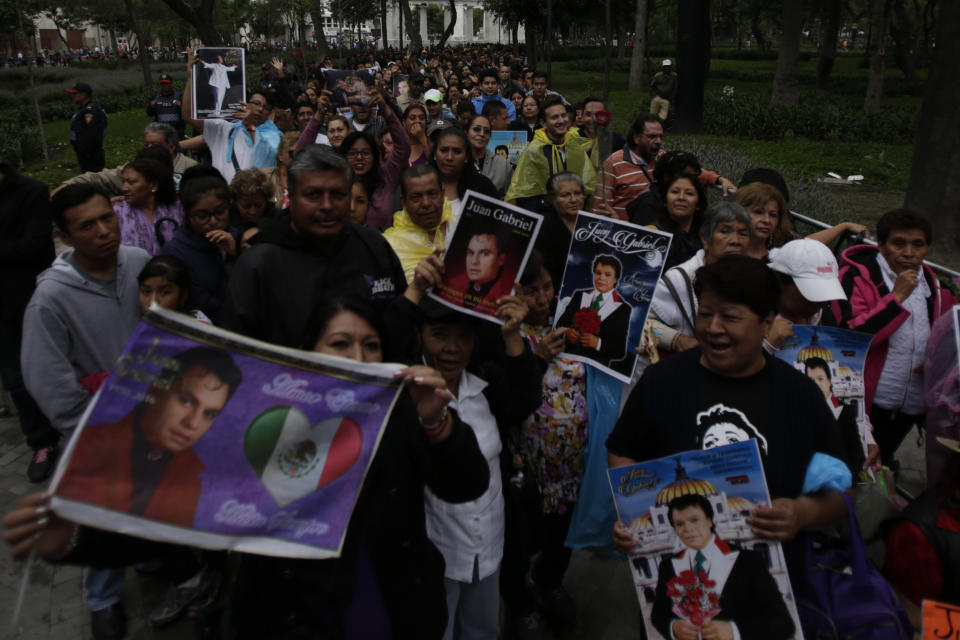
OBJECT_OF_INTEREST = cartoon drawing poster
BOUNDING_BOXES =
[191,47,246,120]
[553,211,671,383]
[51,307,403,559]
[608,440,803,640]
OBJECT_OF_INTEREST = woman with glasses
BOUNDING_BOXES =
[161,167,237,322]
[466,113,512,196]
[114,154,183,256]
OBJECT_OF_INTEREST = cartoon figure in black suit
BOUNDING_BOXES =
[556,254,633,367]
[651,494,795,640]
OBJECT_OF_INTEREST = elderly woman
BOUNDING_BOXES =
[648,201,752,353]
[466,113,512,196]
[534,172,584,290]
[114,155,183,256]
[229,168,279,229]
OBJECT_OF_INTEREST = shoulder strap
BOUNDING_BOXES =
[661,270,696,333]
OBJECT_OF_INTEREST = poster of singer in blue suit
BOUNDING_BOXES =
[553,211,671,383]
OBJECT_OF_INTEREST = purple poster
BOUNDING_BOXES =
[51,308,403,559]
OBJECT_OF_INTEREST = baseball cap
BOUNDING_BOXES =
[66,82,93,95]
[426,119,451,136]
[767,239,847,302]
[424,89,443,103]
[662,59,672,66]
[158,73,173,84]
[408,71,425,83]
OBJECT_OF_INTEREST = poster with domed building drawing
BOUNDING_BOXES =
[774,325,873,454]
[608,440,802,640]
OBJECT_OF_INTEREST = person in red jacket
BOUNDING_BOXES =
[58,347,242,527]
[832,209,957,466]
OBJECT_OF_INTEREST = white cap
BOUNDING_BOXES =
[424,88,443,103]
[662,59,672,66]
[767,239,847,302]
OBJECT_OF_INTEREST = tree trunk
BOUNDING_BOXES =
[750,9,765,51]
[864,0,891,112]
[617,21,626,60]
[436,0,457,47]
[674,0,710,133]
[123,0,152,86]
[889,0,917,82]
[398,0,421,51]
[14,0,48,167]
[817,0,840,87]
[602,0,611,101]
[157,0,223,45]
[628,0,648,91]
[904,0,960,251]
[770,0,802,105]
[308,0,329,58]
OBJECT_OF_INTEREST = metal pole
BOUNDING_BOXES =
[546,0,552,83]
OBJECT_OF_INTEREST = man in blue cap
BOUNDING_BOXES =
[66,82,108,172]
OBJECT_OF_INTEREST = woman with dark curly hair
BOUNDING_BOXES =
[228,168,279,228]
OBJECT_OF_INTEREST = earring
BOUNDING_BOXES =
[151,188,156,193]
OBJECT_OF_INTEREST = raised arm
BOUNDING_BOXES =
[181,49,204,133]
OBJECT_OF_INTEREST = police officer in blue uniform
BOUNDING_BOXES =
[146,72,185,138]
[66,82,108,173]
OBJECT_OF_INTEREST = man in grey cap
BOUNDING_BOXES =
[649,59,678,121]
[66,82,108,172]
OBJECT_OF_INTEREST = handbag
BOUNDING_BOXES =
[794,492,912,640]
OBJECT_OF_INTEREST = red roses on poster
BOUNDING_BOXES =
[666,570,721,627]
[573,309,602,336]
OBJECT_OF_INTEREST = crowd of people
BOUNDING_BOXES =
[1,43,959,640]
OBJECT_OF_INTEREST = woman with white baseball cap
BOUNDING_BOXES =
[765,238,880,469]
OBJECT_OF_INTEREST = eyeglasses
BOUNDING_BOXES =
[470,126,491,134]
[346,149,373,159]
[190,203,229,222]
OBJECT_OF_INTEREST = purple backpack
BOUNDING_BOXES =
[795,492,912,640]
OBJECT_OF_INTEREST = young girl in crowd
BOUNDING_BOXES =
[161,167,236,322]
[138,254,211,324]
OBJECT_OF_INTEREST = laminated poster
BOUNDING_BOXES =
[51,307,404,559]
[773,325,874,454]
[391,74,408,99]
[429,190,542,324]
[608,440,803,640]
[553,211,671,383]
[487,130,528,166]
[191,47,246,120]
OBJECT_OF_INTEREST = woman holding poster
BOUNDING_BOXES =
[4,293,493,639]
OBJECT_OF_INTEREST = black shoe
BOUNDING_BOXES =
[187,569,222,618]
[150,567,220,627]
[512,611,553,640]
[27,446,58,483]
[534,582,577,625]
[91,602,126,640]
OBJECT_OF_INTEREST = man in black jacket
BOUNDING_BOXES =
[219,145,421,355]
[0,164,59,482]
[67,82,107,172]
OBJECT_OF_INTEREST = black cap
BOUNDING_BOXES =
[66,82,92,95]
[408,71,425,84]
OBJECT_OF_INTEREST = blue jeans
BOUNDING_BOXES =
[442,559,500,640]
[84,567,124,611]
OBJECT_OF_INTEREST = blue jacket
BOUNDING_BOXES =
[471,93,516,121]
[161,225,235,322]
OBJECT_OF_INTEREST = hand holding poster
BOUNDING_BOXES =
[608,441,803,640]
[553,212,671,382]
[429,190,542,324]
[191,47,246,120]
[772,325,874,462]
[323,69,377,107]
[51,307,404,559]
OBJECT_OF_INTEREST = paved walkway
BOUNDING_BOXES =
[0,409,928,640]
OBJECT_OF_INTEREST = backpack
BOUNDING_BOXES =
[794,492,912,640]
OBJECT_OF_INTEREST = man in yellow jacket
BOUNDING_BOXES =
[384,165,457,283]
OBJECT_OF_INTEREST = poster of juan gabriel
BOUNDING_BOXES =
[191,47,245,120]
[51,307,404,559]
[608,440,803,640]
[554,211,671,383]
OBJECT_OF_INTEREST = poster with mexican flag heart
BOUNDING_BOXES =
[50,307,405,559]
